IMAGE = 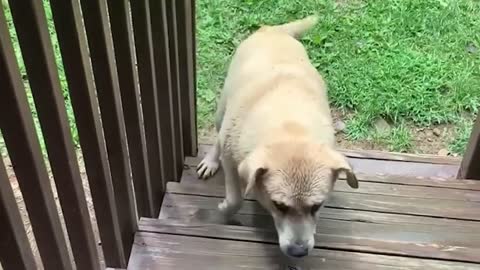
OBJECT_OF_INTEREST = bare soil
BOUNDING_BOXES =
[199,109,460,156]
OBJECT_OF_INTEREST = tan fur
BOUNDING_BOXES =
[197,15,358,258]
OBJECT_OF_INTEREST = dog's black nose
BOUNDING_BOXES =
[286,244,308,258]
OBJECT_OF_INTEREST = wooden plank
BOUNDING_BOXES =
[130,229,479,270]
[340,148,461,165]
[167,182,480,220]
[181,169,480,202]
[187,145,460,179]
[8,1,101,269]
[175,0,197,156]
[0,158,36,270]
[107,0,154,218]
[459,115,480,180]
[49,0,126,266]
[79,0,137,261]
[141,218,480,264]
[0,7,72,269]
[348,158,459,179]
[161,193,480,232]
[165,0,185,178]
[150,0,178,182]
[183,158,480,191]
[185,0,198,156]
[130,0,165,216]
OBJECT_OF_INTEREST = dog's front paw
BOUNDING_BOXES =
[196,157,220,179]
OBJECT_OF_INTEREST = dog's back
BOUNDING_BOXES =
[217,15,335,164]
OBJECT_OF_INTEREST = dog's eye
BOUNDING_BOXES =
[273,201,289,213]
[311,203,323,215]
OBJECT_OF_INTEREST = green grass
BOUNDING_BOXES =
[2,0,78,156]
[1,0,478,155]
[449,118,475,154]
[196,0,480,152]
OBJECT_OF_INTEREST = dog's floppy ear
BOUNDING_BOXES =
[321,146,358,189]
[238,148,269,197]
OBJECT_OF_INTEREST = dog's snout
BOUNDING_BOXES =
[286,244,309,258]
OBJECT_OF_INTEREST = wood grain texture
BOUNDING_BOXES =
[107,0,154,218]
[182,164,480,191]
[459,115,480,180]
[130,0,166,216]
[167,181,480,220]
[0,158,36,270]
[140,218,480,263]
[340,148,461,165]
[129,228,479,270]
[0,7,72,269]
[49,0,126,265]
[186,144,460,179]
[180,169,480,201]
[161,192,480,231]
[80,0,138,261]
[8,1,101,268]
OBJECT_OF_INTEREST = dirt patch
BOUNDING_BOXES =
[199,109,461,156]
[2,154,103,269]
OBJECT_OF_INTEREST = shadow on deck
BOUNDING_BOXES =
[127,145,480,269]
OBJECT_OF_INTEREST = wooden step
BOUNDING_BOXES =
[126,166,480,269]
[187,144,461,179]
[128,218,479,270]
[159,182,480,264]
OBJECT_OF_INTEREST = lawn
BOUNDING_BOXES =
[196,0,480,154]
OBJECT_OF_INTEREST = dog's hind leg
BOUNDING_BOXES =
[197,139,221,179]
[218,155,243,218]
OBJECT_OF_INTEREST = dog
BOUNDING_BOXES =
[197,15,359,258]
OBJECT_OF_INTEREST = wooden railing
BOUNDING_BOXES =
[0,0,196,269]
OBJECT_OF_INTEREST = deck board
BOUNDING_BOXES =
[130,229,479,270]
[167,182,480,220]
[127,148,480,269]
[159,193,480,263]
[185,144,461,179]
[161,193,480,231]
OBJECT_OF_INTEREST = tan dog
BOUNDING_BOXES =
[197,15,359,258]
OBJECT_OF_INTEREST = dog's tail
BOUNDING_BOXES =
[268,15,319,39]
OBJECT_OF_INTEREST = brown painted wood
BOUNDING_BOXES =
[191,0,198,155]
[180,169,480,202]
[0,158,36,270]
[141,218,480,263]
[79,0,137,261]
[188,144,460,179]
[167,182,480,220]
[165,0,185,177]
[459,115,480,180]
[130,0,165,217]
[161,193,480,232]
[0,6,72,269]
[150,0,178,182]
[49,0,126,266]
[184,157,480,191]
[129,230,479,270]
[176,0,197,156]
[107,0,154,218]
[8,1,101,269]
[340,148,461,165]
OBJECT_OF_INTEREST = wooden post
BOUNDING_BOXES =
[458,115,480,180]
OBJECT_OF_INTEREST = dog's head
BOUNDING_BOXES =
[238,141,358,258]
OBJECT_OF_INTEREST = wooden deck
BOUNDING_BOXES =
[127,146,480,269]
